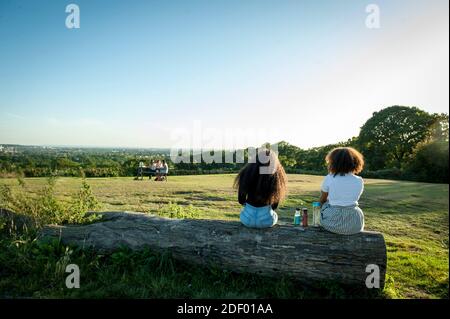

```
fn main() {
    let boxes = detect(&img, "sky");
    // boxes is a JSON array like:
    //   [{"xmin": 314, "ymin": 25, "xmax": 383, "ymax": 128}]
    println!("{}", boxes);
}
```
[{"xmin": 0, "ymin": 0, "xmax": 448, "ymax": 150}]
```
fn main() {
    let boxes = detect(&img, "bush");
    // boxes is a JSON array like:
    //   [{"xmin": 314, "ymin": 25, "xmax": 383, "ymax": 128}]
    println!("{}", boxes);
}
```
[
  {"xmin": 404, "ymin": 140, "xmax": 449, "ymax": 183},
  {"xmin": 83, "ymin": 167, "xmax": 120, "ymax": 177},
  {"xmin": 361, "ymin": 168, "xmax": 404, "ymax": 180},
  {"xmin": 0, "ymin": 177, "xmax": 102, "ymax": 227},
  {"xmin": 156, "ymin": 202, "xmax": 200, "ymax": 219},
  {"xmin": 284, "ymin": 168, "xmax": 327, "ymax": 176}
]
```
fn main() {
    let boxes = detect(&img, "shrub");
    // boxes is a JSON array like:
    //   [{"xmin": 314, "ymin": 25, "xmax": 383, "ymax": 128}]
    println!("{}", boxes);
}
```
[
  {"xmin": 361, "ymin": 168, "xmax": 404, "ymax": 180},
  {"xmin": 65, "ymin": 179, "xmax": 102, "ymax": 224},
  {"xmin": 0, "ymin": 178, "xmax": 102, "ymax": 227},
  {"xmin": 404, "ymin": 140, "xmax": 449, "ymax": 183},
  {"xmin": 156, "ymin": 202, "xmax": 200, "ymax": 219}
]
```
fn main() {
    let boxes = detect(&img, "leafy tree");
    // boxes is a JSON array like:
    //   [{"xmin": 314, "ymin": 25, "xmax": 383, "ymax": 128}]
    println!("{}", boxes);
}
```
[
  {"xmin": 55, "ymin": 157, "xmax": 80, "ymax": 169},
  {"xmin": 405, "ymin": 140, "xmax": 449, "ymax": 183},
  {"xmin": 277, "ymin": 141, "xmax": 300, "ymax": 168},
  {"xmin": 358, "ymin": 106, "xmax": 436, "ymax": 169},
  {"xmin": 430, "ymin": 113, "xmax": 449, "ymax": 142}
]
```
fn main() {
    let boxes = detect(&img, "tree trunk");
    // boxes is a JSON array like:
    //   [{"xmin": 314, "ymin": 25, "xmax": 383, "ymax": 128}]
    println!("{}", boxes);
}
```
[{"xmin": 38, "ymin": 211, "xmax": 387, "ymax": 289}]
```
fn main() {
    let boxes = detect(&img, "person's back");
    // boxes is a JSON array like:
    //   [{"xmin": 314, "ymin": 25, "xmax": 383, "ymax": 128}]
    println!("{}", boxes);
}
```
[
  {"xmin": 322, "ymin": 173, "xmax": 363, "ymax": 207},
  {"xmin": 234, "ymin": 149, "xmax": 287, "ymax": 228},
  {"xmin": 318, "ymin": 147, "xmax": 365, "ymax": 235},
  {"xmin": 161, "ymin": 160, "xmax": 168, "ymax": 174}
]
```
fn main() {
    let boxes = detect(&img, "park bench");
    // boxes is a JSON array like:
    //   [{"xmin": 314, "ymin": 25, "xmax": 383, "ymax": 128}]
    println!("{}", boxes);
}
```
[
  {"xmin": 38, "ymin": 211, "xmax": 387, "ymax": 289},
  {"xmin": 135, "ymin": 167, "xmax": 168, "ymax": 181}
]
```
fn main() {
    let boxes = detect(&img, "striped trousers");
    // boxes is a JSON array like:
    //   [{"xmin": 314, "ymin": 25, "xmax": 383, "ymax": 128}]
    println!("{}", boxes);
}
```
[{"xmin": 320, "ymin": 202, "xmax": 365, "ymax": 235}]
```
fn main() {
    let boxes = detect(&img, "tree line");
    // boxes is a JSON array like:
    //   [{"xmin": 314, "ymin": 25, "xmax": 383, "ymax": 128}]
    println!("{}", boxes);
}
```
[
  {"xmin": 0, "ymin": 106, "xmax": 448, "ymax": 183},
  {"xmin": 277, "ymin": 106, "xmax": 448, "ymax": 183}
]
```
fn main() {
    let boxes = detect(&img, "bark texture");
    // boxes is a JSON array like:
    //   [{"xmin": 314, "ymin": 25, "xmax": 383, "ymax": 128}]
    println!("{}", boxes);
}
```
[{"xmin": 39, "ymin": 212, "xmax": 387, "ymax": 289}]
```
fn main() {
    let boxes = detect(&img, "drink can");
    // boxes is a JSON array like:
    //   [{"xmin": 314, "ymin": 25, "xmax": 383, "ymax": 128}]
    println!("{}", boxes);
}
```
[{"xmin": 302, "ymin": 208, "xmax": 308, "ymax": 227}]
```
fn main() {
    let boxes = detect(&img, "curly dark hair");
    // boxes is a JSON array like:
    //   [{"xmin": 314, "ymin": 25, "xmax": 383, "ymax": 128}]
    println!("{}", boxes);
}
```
[
  {"xmin": 326, "ymin": 147, "xmax": 365, "ymax": 176},
  {"xmin": 233, "ymin": 149, "xmax": 287, "ymax": 209}
]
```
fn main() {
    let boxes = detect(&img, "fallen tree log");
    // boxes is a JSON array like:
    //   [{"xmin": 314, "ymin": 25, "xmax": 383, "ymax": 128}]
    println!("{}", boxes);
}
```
[
  {"xmin": 39, "ymin": 211, "xmax": 387, "ymax": 289},
  {"xmin": 0, "ymin": 208, "xmax": 36, "ymax": 230}
]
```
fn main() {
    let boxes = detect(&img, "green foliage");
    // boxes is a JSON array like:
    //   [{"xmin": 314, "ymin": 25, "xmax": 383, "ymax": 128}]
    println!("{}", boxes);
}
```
[
  {"xmin": 0, "ymin": 216, "xmax": 7, "ymax": 232},
  {"xmin": 277, "ymin": 139, "xmax": 356, "ymax": 173},
  {"xmin": 0, "ymin": 230, "xmax": 323, "ymax": 299},
  {"xmin": 0, "ymin": 174, "xmax": 448, "ymax": 298},
  {"xmin": 358, "ymin": 106, "xmax": 436, "ymax": 169},
  {"xmin": 277, "ymin": 141, "xmax": 300, "ymax": 168},
  {"xmin": 0, "ymin": 177, "xmax": 102, "ymax": 226},
  {"xmin": 156, "ymin": 202, "xmax": 201, "ymax": 219},
  {"xmin": 429, "ymin": 113, "xmax": 449, "ymax": 142},
  {"xmin": 35, "ymin": 177, "xmax": 66, "ymax": 224},
  {"xmin": 404, "ymin": 140, "xmax": 449, "ymax": 183},
  {"xmin": 0, "ymin": 106, "xmax": 448, "ymax": 183},
  {"xmin": 66, "ymin": 179, "xmax": 102, "ymax": 224},
  {"xmin": 361, "ymin": 168, "xmax": 404, "ymax": 180}
]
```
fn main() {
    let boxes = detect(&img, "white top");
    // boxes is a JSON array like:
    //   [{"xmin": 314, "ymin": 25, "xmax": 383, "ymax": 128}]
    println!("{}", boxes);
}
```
[
  {"xmin": 161, "ymin": 163, "xmax": 169, "ymax": 173},
  {"xmin": 321, "ymin": 173, "xmax": 364, "ymax": 206}
]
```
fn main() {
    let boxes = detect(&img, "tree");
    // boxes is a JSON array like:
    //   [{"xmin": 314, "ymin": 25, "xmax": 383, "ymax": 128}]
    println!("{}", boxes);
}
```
[
  {"xmin": 358, "ymin": 106, "xmax": 436, "ymax": 170},
  {"xmin": 405, "ymin": 140, "xmax": 449, "ymax": 183},
  {"xmin": 430, "ymin": 113, "xmax": 449, "ymax": 142},
  {"xmin": 277, "ymin": 141, "xmax": 299, "ymax": 168}
]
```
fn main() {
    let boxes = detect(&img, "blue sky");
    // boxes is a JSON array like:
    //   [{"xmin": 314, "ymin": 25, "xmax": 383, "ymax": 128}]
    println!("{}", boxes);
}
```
[{"xmin": 0, "ymin": 0, "xmax": 448, "ymax": 149}]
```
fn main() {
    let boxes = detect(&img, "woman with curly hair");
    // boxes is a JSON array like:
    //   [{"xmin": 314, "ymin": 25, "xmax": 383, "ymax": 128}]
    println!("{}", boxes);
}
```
[{"xmin": 319, "ymin": 147, "xmax": 366, "ymax": 235}]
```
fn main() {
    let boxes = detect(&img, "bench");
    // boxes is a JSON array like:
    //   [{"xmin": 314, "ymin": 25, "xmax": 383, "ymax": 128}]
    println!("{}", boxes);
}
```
[{"xmin": 135, "ymin": 167, "xmax": 168, "ymax": 181}]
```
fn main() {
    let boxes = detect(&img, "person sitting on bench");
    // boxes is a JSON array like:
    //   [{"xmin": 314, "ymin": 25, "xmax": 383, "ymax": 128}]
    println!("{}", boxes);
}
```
[
  {"xmin": 147, "ymin": 160, "xmax": 157, "ymax": 178},
  {"xmin": 155, "ymin": 160, "xmax": 169, "ymax": 181}
]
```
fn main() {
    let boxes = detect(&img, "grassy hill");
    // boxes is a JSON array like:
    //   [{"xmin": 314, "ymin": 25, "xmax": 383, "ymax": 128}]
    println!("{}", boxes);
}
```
[{"xmin": 0, "ymin": 174, "xmax": 448, "ymax": 298}]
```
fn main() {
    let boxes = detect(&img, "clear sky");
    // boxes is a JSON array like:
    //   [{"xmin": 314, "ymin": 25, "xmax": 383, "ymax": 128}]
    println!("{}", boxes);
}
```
[{"xmin": 0, "ymin": 0, "xmax": 448, "ymax": 149}]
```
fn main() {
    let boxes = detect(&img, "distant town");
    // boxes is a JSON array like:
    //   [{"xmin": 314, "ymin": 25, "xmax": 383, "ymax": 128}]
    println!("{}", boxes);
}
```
[
  {"xmin": 0, "ymin": 145, "xmax": 17, "ymax": 154},
  {"xmin": 0, "ymin": 144, "xmax": 171, "ymax": 155}
]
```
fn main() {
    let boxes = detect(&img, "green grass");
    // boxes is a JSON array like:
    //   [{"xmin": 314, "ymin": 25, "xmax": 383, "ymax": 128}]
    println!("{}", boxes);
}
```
[{"xmin": 0, "ymin": 174, "xmax": 448, "ymax": 299}]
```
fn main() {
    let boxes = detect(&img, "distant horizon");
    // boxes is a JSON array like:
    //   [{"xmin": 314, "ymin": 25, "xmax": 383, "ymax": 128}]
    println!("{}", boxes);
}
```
[
  {"xmin": 0, "ymin": 136, "xmax": 343, "ymax": 151},
  {"xmin": 2, "ymin": 104, "xmax": 447, "ymax": 151},
  {"xmin": 1, "ymin": 0, "xmax": 448, "ymax": 148},
  {"xmin": 0, "ymin": 143, "xmax": 172, "ymax": 150}
]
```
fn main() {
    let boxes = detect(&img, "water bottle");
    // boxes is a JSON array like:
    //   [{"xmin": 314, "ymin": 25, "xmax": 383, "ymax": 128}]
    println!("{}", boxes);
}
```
[
  {"xmin": 293, "ymin": 208, "xmax": 301, "ymax": 226},
  {"xmin": 312, "ymin": 202, "xmax": 321, "ymax": 227}
]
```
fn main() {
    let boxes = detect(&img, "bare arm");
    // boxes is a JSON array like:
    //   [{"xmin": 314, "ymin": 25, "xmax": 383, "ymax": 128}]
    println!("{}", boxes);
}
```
[{"xmin": 319, "ymin": 191, "xmax": 328, "ymax": 205}]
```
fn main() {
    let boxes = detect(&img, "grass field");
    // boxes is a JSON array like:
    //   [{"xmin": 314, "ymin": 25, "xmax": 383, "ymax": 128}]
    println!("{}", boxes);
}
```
[{"xmin": 0, "ymin": 174, "xmax": 448, "ymax": 299}]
